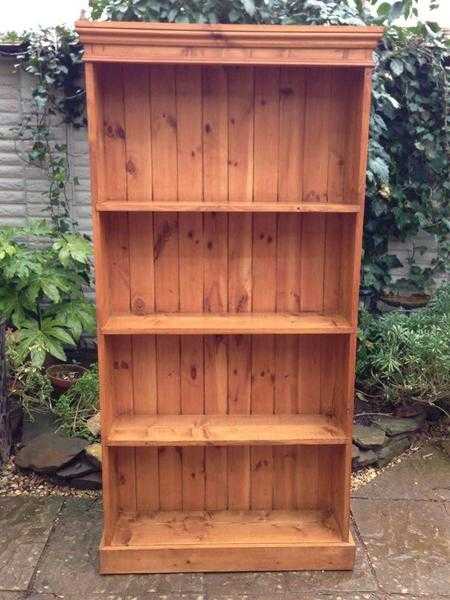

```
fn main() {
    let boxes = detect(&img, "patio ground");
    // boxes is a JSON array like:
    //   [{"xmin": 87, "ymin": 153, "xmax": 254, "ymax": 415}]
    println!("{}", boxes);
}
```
[{"xmin": 0, "ymin": 442, "xmax": 448, "ymax": 600}]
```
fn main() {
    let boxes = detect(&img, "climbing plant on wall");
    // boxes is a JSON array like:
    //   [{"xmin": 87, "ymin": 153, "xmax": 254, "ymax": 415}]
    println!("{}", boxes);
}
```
[
  {"xmin": 9, "ymin": 0, "xmax": 449, "ymax": 298},
  {"xmin": 12, "ymin": 27, "xmax": 85, "ymax": 233},
  {"xmin": 364, "ymin": 23, "xmax": 449, "ymax": 296}
]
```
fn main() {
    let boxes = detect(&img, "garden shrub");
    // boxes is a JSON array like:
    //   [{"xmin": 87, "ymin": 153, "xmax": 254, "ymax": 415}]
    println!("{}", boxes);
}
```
[
  {"xmin": 53, "ymin": 364, "xmax": 99, "ymax": 440},
  {"xmin": 357, "ymin": 283, "xmax": 450, "ymax": 409},
  {"xmin": 5, "ymin": 331, "xmax": 53, "ymax": 417},
  {"xmin": 0, "ymin": 221, "xmax": 95, "ymax": 366}
]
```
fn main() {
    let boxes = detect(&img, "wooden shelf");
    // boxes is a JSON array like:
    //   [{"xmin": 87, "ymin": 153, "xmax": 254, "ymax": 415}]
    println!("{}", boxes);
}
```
[
  {"xmin": 101, "ymin": 509, "xmax": 354, "ymax": 573},
  {"xmin": 97, "ymin": 201, "xmax": 360, "ymax": 213},
  {"xmin": 102, "ymin": 313, "xmax": 353, "ymax": 335},
  {"xmin": 107, "ymin": 414, "xmax": 347, "ymax": 447}
]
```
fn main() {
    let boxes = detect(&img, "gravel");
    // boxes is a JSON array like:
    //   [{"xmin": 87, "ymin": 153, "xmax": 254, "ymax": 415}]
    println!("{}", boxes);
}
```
[{"xmin": 0, "ymin": 458, "xmax": 100, "ymax": 498}]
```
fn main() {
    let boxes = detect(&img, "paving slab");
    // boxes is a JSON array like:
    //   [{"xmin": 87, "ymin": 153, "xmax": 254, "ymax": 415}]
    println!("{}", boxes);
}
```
[
  {"xmin": 284, "ymin": 532, "xmax": 377, "ymax": 594},
  {"xmin": 352, "ymin": 498, "xmax": 450, "ymax": 596},
  {"xmin": 284, "ymin": 594, "xmax": 383, "ymax": 600},
  {"xmin": 204, "ymin": 571, "xmax": 285, "ymax": 598},
  {"xmin": 28, "ymin": 595, "xmax": 204, "ymax": 600},
  {"xmin": 352, "ymin": 443, "xmax": 450, "ymax": 501},
  {"xmin": 387, "ymin": 596, "xmax": 450, "ymax": 599},
  {"xmin": 389, "ymin": 598, "xmax": 450, "ymax": 600},
  {"xmin": 0, "ymin": 497, "xmax": 62, "ymax": 591},
  {"xmin": 0, "ymin": 593, "xmax": 24, "ymax": 600},
  {"xmin": 31, "ymin": 499, "xmax": 204, "ymax": 598}
]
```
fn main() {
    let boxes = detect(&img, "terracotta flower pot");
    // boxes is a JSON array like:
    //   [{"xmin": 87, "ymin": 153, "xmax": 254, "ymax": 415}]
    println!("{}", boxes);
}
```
[
  {"xmin": 381, "ymin": 293, "xmax": 430, "ymax": 309},
  {"xmin": 46, "ymin": 364, "xmax": 87, "ymax": 393}
]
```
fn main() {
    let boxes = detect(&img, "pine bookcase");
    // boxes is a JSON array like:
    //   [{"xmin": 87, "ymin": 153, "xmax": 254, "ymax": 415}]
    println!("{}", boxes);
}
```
[{"xmin": 76, "ymin": 20, "xmax": 383, "ymax": 574}]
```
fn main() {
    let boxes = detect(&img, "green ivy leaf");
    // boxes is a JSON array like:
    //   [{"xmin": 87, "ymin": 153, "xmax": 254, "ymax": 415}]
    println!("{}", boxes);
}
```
[
  {"xmin": 242, "ymin": 0, "xmax": 256, "ymax": 17},
  {"xmin": 390, "ymin": 58, "xmax": 404, "ymax": 76}
]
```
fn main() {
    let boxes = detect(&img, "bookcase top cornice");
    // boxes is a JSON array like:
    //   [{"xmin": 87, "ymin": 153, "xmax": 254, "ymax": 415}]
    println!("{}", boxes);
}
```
[{"xmin": 75, "ymin": 20, "xmax": 383, "ymax": 67}]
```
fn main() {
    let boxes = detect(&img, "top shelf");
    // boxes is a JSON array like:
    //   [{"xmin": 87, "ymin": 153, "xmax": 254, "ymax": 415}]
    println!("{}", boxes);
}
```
[
  {"xmin": 76, "ymin": 21, "xmax": 383, "ymax": 67},
  {"xmin": 97, "ymin": 202, "xmax": 360, "ymax": 214}
]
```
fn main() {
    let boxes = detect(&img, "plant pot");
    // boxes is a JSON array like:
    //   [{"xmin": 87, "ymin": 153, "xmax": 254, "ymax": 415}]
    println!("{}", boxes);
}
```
[
  {"xmin": 380, "ymin": 293, "xmax": 430, "ymax": 310},
  {"xmin": 46, "ymin": 364, "xmax": 87, "ymax": 393}
]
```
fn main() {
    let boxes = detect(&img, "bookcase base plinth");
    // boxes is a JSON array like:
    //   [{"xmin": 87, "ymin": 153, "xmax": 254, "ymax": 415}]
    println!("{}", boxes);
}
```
[
  {"xmin": 100, "ymin": 538, "xmax": 355, "ymax": 574},
  {"xmin": 99, "ymin": 510, "xmax": 355, "ymax": 573}
]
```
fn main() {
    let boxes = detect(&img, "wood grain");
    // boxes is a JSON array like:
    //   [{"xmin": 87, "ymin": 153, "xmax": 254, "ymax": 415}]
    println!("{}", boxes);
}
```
[{"xmin": 82, "ymin": 28, "xmax": 380, "ymax": 569}]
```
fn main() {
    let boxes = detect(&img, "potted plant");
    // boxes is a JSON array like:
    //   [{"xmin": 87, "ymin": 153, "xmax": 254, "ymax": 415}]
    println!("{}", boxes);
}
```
[{"xmin": 46, "ymin": 363, "xmax": 87, "ymax": 392}]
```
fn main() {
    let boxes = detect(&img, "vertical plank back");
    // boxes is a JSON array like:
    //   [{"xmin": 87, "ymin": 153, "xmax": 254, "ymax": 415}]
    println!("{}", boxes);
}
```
[
  {"xmin": 202, "ymin": 66, "xmax": 229, "ymax": 510},
  {"xmin": 227, "ymin": 66, "xmax": 254, "ymax": 509},
  {"xmin": 149, "ymin": 65, "xmax": 182, "ymax": 510},
  {"xmin": 176, "ymin": 66, "xmax": 206, "ymax": 510},
  {"xmin": 250, "ymin": 67, "xmax": 280, "ymax": 510}
]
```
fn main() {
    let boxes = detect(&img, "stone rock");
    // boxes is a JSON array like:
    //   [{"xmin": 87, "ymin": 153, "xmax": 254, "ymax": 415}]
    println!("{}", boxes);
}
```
[
  {"xmin": 376, "ymin": 435, "xmax": 411, "ymax": 467},
  {"xmin": 15, "ymin": 433, "xmax": 88, "ymax": 473},
  {"xmin": 352, "ymin": 444, "xmax": 360, "ymax": 460},
  {"xmin": 353, "ymin": 424, "xmax": 386, "ymax": 450},
  {"xmin": 394, "ymin": 404, "xmax": 425, "ymax": 418},
  {"xmin": 352, "ymin": 446, "xmax": 377, "ymax": 470},
  {"xmin": 69, "ymin": 471, "xmax": 102, "ymax": 490},
  {"xmin": 372, "ymin": 416, "xmax": 421, "ymax": 437},
  {"xmin": 84, "ymin": 443, "xmax": 102, "ymax": 469},
  {"xmin": 21, "ymin": 410, "xmax": 60, "ymax": 444},
  {"xmin": 55, "ymin": 456, "xmax": 98, "ymax": 481},
  {"xmin": 438, "ymin": 438, "xmax": 450, "ymax": 458},
  {"xmin": 7, "ymin": 397, "xmax": 23, "ymax": 441},
  {"xmin": 86, "ymin": 412, "xmax": 101, "ymax": 437}
]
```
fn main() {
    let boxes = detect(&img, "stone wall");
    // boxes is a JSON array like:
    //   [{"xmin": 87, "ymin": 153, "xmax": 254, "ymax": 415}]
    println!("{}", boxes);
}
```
[{"xmin": 0, "ymin": 55, "xmax": 442, "ymax": 284}]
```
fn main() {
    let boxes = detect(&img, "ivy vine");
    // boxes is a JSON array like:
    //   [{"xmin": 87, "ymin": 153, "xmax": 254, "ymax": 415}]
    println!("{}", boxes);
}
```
[
  {"xmin": 364, "ymin": 24, "xmax": 449, "ymax": 296},
  {"xmin": 8, "ymin": 0, "xmax": 449, "ymax": 298},
  {"xmin": 12, "ymin": 27, "xmax": 85, "ymax": 233}
]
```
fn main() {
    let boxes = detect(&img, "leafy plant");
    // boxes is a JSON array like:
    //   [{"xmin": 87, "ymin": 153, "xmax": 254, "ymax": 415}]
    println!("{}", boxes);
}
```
[
  {"xmin": 357, "ymin": 283, "xmax": 450, "ymax": 410},
  {"xmin": 363, "ymin": 22, "xmax": 449, "ymax": 297},
  {"xmin": 5, "ymin": 331, "xmax": 53, "ymax": 417},
  {"xmin": 0, "ymin": 221, "xmax": 95, "ymax": 366},
  {"xmin": 53, "ymin": 364, "xmax": 99, "ymax": 439}
]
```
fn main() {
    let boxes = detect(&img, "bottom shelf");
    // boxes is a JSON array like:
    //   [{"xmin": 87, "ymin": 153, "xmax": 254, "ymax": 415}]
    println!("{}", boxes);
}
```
[{"xmin": 101, "ymin": 509, "xmax": 355, "ymax": 573}]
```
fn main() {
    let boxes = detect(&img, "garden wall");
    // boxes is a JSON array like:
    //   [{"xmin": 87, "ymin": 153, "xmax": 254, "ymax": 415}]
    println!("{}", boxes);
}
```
[{"xmin": 0, "ymin": 55, "xmax": 441, "ymax": 282}]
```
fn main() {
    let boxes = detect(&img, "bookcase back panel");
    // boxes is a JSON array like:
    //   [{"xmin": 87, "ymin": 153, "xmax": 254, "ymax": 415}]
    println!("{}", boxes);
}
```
[
  {"xmin": 98, "ymin": 64, "xmax": 364, "ymax": 206},
  {"xmin": 102, "ymin": 212, "xmax": 355, "ymax": 317},
  {"xmin": 109, "ymin": 444, "xmax": 345, "ymax": 513}
]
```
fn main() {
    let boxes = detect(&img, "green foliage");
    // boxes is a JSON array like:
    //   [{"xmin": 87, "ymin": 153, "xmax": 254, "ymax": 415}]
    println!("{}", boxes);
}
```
[
  {"xmin": 53, "ymin": 364, "xmax": 99, "ymax": 440},
  {"xmin": 16, "ymin": 26, "xmax": 85, "ymax": 126},
  {"xmin": 357, "ymin": 283, "xmax": 450, "ymax": 408},
  {"xmin": 363, "ymin": 23, "xmax": 449, "ymax": 296},
  {"xmin": 11, "ymin": 0, "xmax": 448, "ymax": 300},
  {"xmin": 0, "ymin": 31, "xmax": 24, "ymax": 44},
  {"xmin": 0, "ymin": 221, "xmax": 95, "ymax": 367},
  {"xmin": 90, "ymin": 0, "xmax": 283, "ymax": 24},
  {"xmin": 88, "ymin": 0, "xmax": 424, "ymax": 25},
  {"xmin": 12, "ymin": 27, "xmax": 85, "ymax": 233},
  {"xmin": 5, "ymin": 331, "xmax": 53, "ymax": 417}
]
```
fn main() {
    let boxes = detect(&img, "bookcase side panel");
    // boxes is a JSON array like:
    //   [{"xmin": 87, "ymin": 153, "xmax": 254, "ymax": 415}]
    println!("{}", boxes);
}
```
[{"xmin": 84, "ymin": 62, "xmax": 118, "ymax": 543}]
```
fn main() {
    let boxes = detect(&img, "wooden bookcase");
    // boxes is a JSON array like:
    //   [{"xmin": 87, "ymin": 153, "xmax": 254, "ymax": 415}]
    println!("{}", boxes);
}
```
[{"xmin": 76, "ymin": 21, "xmax": 383, "ymax": 574}]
